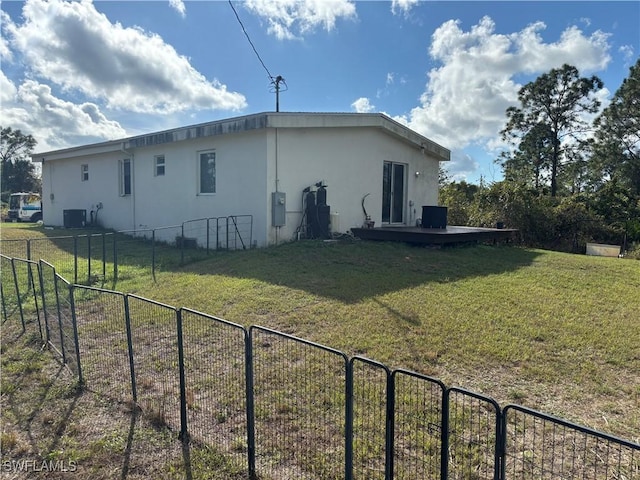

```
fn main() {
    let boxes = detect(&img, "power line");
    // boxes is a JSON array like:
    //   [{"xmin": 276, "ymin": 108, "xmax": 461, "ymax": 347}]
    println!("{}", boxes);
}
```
[
  {"xmin": 227, "ymin": 1, "xmax": 288, "ymax": 111},
  {"xmin": 228, "ymin": 0, "xmax": 274, "ymax": 81}
]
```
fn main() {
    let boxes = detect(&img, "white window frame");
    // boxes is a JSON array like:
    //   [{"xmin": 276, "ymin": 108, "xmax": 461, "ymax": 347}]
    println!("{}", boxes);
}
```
[
  {"xmin": 198, "ymin": 150, "xmax": 216, "ymax": 194},
  {"xmin": 81, "ymin": 164, "xmax": 89, "ymax": 181},
  {"xmin": 119, "ymin": 158, "xmax": 132, "ymax": 196},
  {"xmin": 154, "ymin": 155, "xmax": 165, "ymax": 177}
]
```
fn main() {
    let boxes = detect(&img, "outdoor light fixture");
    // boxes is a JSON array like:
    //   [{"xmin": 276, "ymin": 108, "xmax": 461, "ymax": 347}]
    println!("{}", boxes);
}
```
[{"xmin": 415, "ymin": 171, "xmax": 421, "ymax": 177}]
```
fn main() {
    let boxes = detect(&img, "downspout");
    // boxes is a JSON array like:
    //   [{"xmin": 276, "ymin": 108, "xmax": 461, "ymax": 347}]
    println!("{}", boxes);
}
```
[
  {"xmin": 274, "ymin": 127, "xmax": 279, "ymax": 244},
  {"xmin": 275, "ymin": 127, "xmax": 279, "ymax": 192},
  {"xmin": 121, "ymin": 143, "xmax": 135, "ymax": 230}
]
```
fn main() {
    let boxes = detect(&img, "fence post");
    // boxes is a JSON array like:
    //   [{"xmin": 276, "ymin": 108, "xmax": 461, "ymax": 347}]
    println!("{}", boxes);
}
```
[
  {"xmin": 498, "ymin": 410, "xmax": 506, "ymax": 480},
  {"xmin": 102, "ymin": 233, "xmax": 106, "ymax": 280},
  {"xmin": 27, "ymin": 262, "xmax": 44, "ymax": 342},
  {"xmin": 385, "ymin": 372, "xmax": 395, "ymax": 480},
  {"xmin": 0, "ymin": 283, "xmax": 7, "ymax": 324},
  {"xmin": 113, "ymin": 234, "xmax": 118, "ymax": 282},
  {"xmin": 53, "ymin": 273, "xmax": 67, "ymax": 364},
  {"xmin": 244, "ymin": 329, "xmax": 256, "ymax": 479},
  {"xmin": 68, "ymin": 285, "xmax": 83, "ymax": 385},
  {"xmin": 441, "ymin": 389, "xmax": 450, "ymax": 480},
  {"xmin": 345, "ymin": 359, "xmax": 354, "ymax": 480},
  {"xmin": 226, "ymin": 217, "xmax": 230, "ymax": 250},
  {"xmin": 10, "ymin": 259, "xmax": 26, "ymax": 333},
  {"xmin": 38, "ymin": 261, "xmax": 52, "ymax": 345},
  {"xmin": 216, "ymin": 218, "xmax": 221, "ymax": 250},
  {"xmin": 152, "ymin": 230, "xmax": 156, "ymax": 281},
  {"xmin": 27, "ymin": 239, "xmax": 31, "ymax": 261},
  {"xmin": 87, "ymin": 234, "xmax": 92, "ymax": 284},
  {"xmin": 180, "ymin": 224, "xmax": 185, "ymax": 265},
  {"xmin": 123, "ymin": 295, "xmax": 137, "ymax": 403},
  {"xmin": 176, "ymin": 309, "xmax": 189, "ymax": 442},
  {"xmin": 206, "ymin": 218, "xmax": 211, "ymax": 254},
  {"xmin": 73, "ymin": 236, "xmax": 78, "ymax": 284}
]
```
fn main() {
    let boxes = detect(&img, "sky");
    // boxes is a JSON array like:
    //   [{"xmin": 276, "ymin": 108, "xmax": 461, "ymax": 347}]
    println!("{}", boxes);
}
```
[{"xmin": 1, "ymin": 0, "xmax": 638, "ymax": 183}]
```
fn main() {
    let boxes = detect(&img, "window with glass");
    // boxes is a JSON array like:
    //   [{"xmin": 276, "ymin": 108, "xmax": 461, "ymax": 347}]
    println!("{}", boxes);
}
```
[
  {"xmin": 81, "ymin": 164, "xmax": 89, "ymax": 181},
  {"xmin": 199, "ymin": 151, "xmax": 216, "ymax": 194},
  {"xmin": 154, "ymin": 155, "xmax": 165, "ymax": 176},
  {"xmin": 119, "ymin": 158, "xmax": 131, "ymax": 196}
]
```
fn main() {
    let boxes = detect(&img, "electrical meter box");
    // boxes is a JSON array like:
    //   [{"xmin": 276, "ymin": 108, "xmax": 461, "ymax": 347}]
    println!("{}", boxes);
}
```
[{"xmin": 272, "ymin": 191, "xmax": 286, "ymax": 226}]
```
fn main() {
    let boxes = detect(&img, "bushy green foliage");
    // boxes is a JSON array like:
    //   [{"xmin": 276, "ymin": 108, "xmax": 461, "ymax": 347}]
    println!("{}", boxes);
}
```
[
  {"xmin": 441, "ymin": 180, "xmax": 634, "ymax": 253},
  {"xmin": 1, "ymin": 127, "xmax": 40, "ymax": 200},
  {"xmin": 440, "ymin": 61, "xmax": 639, "ymax": 256}
]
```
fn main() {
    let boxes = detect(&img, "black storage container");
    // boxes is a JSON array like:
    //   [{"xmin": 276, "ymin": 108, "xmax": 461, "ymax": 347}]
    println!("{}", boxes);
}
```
[
  {"xmin": 421, "ymin": 206, "xmax": 447, "ymax": 229},
  {"xmin": 63, "ymin": 209, "xmax": 86, "ymax": 228}
]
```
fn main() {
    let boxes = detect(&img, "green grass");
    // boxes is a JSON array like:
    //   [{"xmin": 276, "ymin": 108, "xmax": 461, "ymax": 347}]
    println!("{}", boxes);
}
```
[
  {"xmin": 2, "ymin": 222, "xmax": 639, "ymax": 477},
  {"xmin": 139, "ymin": 240, "xmax": 639, "ymax": 423}
]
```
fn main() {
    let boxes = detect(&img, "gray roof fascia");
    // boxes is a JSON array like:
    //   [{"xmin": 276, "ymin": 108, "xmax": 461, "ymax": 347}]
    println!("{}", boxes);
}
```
[
  {"xmin": 33, "ymin": 112, "xmax": 450, "ymax": 163},
  {"xmin": 32, "ymin": 140, "xmax": 124, "ymax": 163}
]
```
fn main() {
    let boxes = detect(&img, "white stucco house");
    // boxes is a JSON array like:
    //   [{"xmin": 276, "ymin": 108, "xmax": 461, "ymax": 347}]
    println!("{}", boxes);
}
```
[{"xmin": 33, "ymin": 112, "xmax": 450, "ymax": 247}]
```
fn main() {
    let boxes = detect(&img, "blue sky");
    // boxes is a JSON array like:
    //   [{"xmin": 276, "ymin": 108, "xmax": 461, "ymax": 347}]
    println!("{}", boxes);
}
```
[{"xmin": 1, "ymin": 0, "xmax": 638, "ymax": 183}]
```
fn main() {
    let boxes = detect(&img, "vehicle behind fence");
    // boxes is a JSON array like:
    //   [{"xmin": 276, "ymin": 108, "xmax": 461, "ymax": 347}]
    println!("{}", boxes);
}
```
[
  {"xmin": 1, "ymin": 253, "xmax": 638, "ymax": 479},
  {"xmin": 1, "ymin": 215, "xmax": 253, "ymax": 284}
]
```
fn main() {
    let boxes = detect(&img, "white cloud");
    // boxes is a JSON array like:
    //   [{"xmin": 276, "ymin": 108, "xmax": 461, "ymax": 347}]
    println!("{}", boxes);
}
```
[
  {"xmin": 244, "ymin": 0, "xmax": 357, "ymax": 40},
  {"xmin": 444, "ymin": 150, "xmax": 480, "ymax": 181},
  {"xmin": 351, "ymin": 97, "xmax": 375, "ymax": 113},
  {"xmin": 0, "ymin": 12, "xmax": 13, "ymax": 61},
  {"xmin": 386, "ymin": 72, "xmax": 394, "ymax": 85},
  {"xmin": 169, "ymin": 0, "xmax": 186, "ymax": 18},
  {"xmin": 0, "ymin": 76, "xmax": 127, "ymax": 152},
  {"xmin": 0, "ymin": 71, "xmax": 18, "ymax": 105},
  {"xmin": 399, "ymin": 16, "xmax": 612, "ymax": 152},
  {"xmin": 619, "ymin": 45, "xmax": 635, "ymax": 64},
  {"xmin": 6, "ymin": 0, "xmax": 246, "ymax": 114},
  {"xmin": 391, "ymin": 0, "xmax": 419, "ymax": 16}
]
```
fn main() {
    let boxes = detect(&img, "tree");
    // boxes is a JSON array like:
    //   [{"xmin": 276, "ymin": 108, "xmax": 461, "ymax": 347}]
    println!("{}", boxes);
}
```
[
  {"xmin": 438, "ymin": 164, "xmax": 450, "ymax": 188},
  {"xmin": 1, "ymin": 127, "xmax": 40, "ymax": 198},
  {"xmin": 501, "ymin": 64, "xmax": 604, "ymax": 196},
  {"xmin": 592, "ymin": 58, "xmax": 640, "ymax": 197},
  {"xmin": 439, "ymin": 180, "xmax": 479, "ymax": 225},
  {"xmin": 589, "ymin": 59, "xmax": 640, "ymax": 244},
  {"xmin": 501, "ymin": 122, "xmax": 554, "ymax": 191}
]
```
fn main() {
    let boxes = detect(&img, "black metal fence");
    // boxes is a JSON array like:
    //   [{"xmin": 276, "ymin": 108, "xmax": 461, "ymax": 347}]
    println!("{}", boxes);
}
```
[
  {"xmin": 1, "ymin": 215, "xmax": 253, "ymax": 284},
  {"xmin": 1, "ymin": 256, "xmax": 638, "ymax": 480}
]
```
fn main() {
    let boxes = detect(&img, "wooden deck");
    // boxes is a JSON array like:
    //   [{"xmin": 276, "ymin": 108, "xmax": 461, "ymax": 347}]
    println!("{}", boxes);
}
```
[{"xmin": 351, "ymin": 225, "xmax": 518, "ymax": 246}]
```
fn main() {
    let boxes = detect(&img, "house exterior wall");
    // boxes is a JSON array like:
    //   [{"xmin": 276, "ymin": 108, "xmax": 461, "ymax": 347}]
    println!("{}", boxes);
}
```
[
  {"xmin": 42, "ymin": 152, "xmax": 122, "ymax": 228},
  {"xmin": 38, "ymin": 113, "xmax": 446, "ymax": 248},
  {"xmin": 42, "ymin": 130, "xmax": 270, "ymax": 246},
  {"xmin": 128, "ymin": 130, "xmax": 268, "ymax": 246},
  {"xmin": 265, "ymin": 126, "xmax": 440, "ymax": 245}
]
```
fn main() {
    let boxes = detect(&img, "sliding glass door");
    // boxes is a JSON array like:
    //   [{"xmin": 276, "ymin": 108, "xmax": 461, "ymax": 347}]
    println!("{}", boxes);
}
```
[{"xmin": 382, "ymin": 161, "xmax": 405, "ymax": 224}]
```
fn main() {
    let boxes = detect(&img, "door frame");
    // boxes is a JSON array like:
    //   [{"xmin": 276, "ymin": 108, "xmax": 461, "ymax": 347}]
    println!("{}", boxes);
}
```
[{"xmin": 382, "ymin": 161, "xmax": 407, "ymax": 225}]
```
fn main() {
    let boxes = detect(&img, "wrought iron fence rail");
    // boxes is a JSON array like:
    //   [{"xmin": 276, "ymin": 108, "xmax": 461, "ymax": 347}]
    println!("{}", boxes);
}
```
[
  {"xmin": 2, "ymin": 256, "xmax": 638, "ymax": 480},
  {"xmin": 1, "ymin": 215, "xmax": 253, "ymax": 284}
]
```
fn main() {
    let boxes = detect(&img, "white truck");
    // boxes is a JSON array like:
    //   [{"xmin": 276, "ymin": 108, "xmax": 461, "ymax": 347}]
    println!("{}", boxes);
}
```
[{"xmin": 7, "ymin": 192, "xmax": 42, "ymax": 222}]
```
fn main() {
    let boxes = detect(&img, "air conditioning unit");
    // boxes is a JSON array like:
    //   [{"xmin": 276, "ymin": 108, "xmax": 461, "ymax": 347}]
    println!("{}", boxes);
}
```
[
  {"xmin": 421, "ymin": 206, "xmax": 447, "ymax": 229},
  {"xmin": 63, "ymin": 209, "xmax": 86, "ymax": 228}
]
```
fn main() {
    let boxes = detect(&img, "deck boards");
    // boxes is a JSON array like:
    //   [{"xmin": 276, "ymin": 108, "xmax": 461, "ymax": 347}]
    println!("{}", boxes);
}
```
[{"xmin": 351, "ymin": 225, "xmax": 517, "ymax": 245}]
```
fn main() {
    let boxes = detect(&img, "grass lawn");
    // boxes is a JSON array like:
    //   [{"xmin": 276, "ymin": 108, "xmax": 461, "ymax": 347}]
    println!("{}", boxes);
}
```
[{"xmin": 1, "ymin": 222, "xmax": 639, "ymax": 475}]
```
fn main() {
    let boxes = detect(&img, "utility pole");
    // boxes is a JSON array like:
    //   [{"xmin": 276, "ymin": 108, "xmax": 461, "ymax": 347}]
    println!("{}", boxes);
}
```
[{"xmin": 273, "ymin": 75, "xmax": 285, "ymax": 112}]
